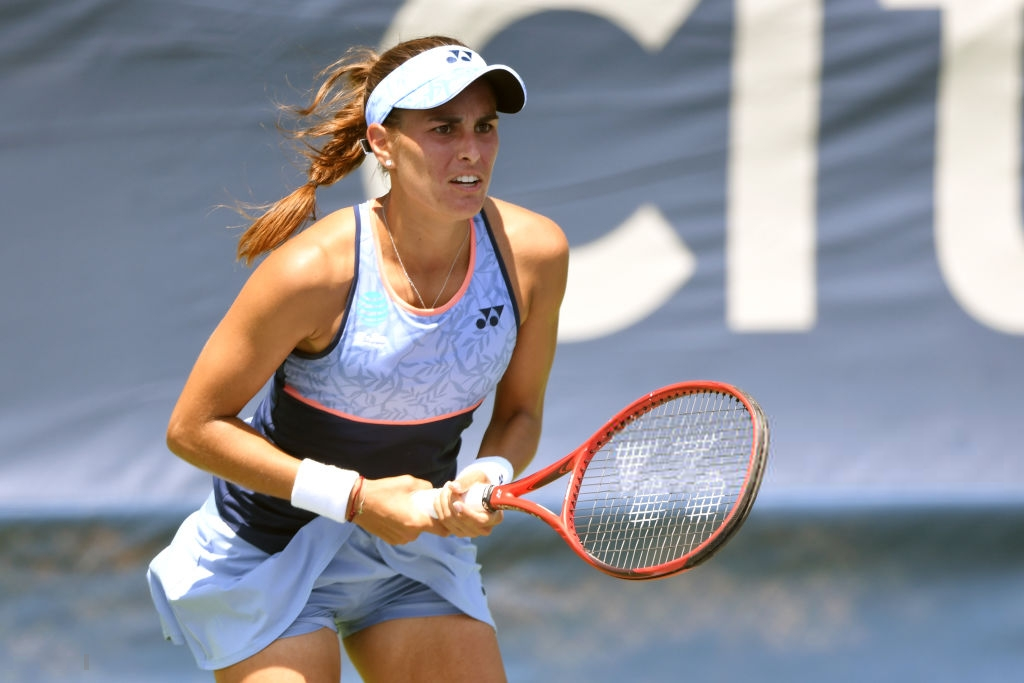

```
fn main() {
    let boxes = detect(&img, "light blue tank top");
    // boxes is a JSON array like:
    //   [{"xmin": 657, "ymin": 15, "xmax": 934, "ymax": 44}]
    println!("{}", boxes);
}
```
[{"xmin": 281, "ymin": 201, "xmax": 519, "ymax": 424}]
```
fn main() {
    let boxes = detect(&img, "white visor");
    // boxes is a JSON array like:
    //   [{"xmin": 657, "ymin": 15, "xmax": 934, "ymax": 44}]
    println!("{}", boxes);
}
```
[{"xmin": 365, "ymin": 45, "xmax": 526, "ymax": 126}]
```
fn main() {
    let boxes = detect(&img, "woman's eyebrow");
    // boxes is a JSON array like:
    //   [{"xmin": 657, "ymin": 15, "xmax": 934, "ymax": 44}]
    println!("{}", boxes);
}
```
[{"xmin": 426, "ymin": 112, "xmax": 499, "ymax": 124}]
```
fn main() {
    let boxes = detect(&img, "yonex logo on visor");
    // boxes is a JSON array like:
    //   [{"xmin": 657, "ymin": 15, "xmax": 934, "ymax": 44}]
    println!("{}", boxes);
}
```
[{"xmin": 365, "ymin": 45, "xmax": 526, "ymax": 127}]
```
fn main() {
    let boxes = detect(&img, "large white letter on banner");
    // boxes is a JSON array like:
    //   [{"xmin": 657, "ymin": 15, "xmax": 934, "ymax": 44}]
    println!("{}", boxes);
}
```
[
  {"xmin": 728, "ymin": 0, "xmax": 822, "ymax": 332},
  {"xmin": 883, "ymin": 0, "xmax": 1024, "ymax": 334}
]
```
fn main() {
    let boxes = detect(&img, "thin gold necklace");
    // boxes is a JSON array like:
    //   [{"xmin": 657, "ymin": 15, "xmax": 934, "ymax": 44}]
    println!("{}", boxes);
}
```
[{"xmin": 380, "ymin": 205, "xmax": 471, "ymax": 309}]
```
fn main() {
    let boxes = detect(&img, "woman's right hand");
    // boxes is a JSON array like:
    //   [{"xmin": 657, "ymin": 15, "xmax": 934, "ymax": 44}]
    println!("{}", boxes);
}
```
[{"xmin": 352, "ymin": 475, "xmax": 448, "ymax": 544}]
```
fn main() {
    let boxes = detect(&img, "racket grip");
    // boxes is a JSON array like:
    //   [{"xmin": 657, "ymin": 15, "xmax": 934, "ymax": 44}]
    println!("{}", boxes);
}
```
[{"xmin": 412, "ymin": 483, "xmax": 491, "ymax": 519}]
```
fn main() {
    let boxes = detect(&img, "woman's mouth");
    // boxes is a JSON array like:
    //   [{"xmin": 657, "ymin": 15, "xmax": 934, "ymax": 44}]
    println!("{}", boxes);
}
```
[{"xmin": 452, "ymin": 175, "xmax": 482, "ymax": 187}]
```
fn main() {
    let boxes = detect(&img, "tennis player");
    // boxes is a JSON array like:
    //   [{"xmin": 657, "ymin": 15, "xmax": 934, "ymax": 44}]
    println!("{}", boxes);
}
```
[{"xmin": 147, "ymin": 35, "xmax": 568, "ymax": 682}]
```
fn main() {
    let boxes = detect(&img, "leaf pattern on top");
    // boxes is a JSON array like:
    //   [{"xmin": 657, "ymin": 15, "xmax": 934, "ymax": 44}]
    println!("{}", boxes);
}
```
[{"xmin": 282, "ymin": 204, "xmax": 518, "ymax": 423}]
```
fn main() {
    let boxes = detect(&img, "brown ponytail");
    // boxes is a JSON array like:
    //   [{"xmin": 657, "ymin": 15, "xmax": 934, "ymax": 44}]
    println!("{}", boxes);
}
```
[{"xmin": 234, "ymin": 36, "xmax": 466, "ymax": 264}]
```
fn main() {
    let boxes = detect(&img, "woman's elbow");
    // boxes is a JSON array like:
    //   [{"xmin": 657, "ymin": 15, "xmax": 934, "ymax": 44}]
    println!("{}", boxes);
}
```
[{"xmin": 165, "ymin": 411, "xmax": 201, "ymax": 464}]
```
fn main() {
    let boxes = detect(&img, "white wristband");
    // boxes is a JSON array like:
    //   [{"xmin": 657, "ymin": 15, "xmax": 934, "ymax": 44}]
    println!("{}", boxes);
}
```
[
  {"xmin": 290, "ymin": 459, "xmax": 359, "ymax": 524},
  {"xmin": 457, "ymin": 456, "xmax": 514, "ymax": 486}
]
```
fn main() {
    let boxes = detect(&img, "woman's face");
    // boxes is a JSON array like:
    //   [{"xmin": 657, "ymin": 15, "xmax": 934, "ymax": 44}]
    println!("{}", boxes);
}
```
[{"xmin": 388, "ymin": 79, "xmax": 501, "ymax": 222}]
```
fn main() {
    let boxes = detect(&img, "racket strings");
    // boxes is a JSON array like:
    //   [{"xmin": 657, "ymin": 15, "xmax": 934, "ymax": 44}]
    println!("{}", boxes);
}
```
[{"xmin": 570, "ymin": 390, "xmax": 755, "ymax": 572}]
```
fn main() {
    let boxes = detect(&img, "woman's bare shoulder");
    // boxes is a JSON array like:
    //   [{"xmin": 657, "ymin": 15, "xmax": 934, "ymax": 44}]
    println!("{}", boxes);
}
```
[
  {"xmin": 484, "ymin": 197, "xmax": 568, "ymax": 260},
  {"xmin": 256, "ymin": 205, "xmax": 359, "ymax": 290}
]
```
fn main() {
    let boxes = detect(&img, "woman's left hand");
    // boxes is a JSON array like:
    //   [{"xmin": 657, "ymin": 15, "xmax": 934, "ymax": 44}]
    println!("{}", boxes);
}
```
[{"xmin": 429, "ymin": 477, "xmax": 503, "ymax": 538}]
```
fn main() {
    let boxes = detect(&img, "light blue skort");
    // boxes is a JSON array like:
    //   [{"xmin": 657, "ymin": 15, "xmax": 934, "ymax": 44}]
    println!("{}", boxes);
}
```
[{"xmin": 147, "ymin": 494, "xmax": 494, "ymax": 670}]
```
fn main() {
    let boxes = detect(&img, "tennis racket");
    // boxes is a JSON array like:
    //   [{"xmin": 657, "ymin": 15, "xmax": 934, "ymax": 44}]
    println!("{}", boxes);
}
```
[{"xmin": 414, "ymin": 381, "xmax": 769, "ymax": 580}]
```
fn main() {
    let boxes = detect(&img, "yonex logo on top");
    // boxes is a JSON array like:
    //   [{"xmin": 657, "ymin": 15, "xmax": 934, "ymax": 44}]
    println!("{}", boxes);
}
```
[
  {"xmin": 476, "ymin": 305, "xmax": 504, "ymax": 329},
  {"xmin": 447, "ymin": 49, "xmax": 474, "ymax": 64}
]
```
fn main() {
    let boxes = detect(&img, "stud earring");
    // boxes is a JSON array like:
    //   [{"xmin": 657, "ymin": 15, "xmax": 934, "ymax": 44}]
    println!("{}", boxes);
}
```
[{"xmin": 384, "ymin": 159, "xmax": 393, "ymax": 168}]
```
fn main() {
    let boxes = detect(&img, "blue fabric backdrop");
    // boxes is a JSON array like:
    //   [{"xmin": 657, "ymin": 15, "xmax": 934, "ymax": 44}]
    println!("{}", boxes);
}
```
[{"xmin": 2, "ymin": 0, "xmax": 1022, "ymax": 512}]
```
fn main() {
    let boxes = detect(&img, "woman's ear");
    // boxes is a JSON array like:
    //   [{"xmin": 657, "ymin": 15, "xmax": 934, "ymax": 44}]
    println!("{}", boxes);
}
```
[{"xmin": 365, "ymin": 123, "xmax": 393, "ymax": 168}]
